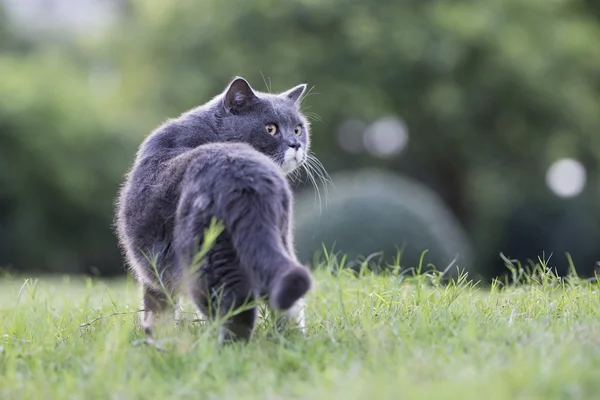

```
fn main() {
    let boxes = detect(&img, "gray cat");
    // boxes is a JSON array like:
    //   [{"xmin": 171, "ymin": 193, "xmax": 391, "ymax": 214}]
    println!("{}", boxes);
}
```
[{"xmin": 115, "ymin": 77, "xmax": 313, "ymax": 343}]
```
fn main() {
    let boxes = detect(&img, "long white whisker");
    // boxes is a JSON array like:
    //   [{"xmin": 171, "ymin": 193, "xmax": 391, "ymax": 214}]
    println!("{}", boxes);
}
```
[
  {"xmin": 302, "ymin": 161, "xmax": 322, "ymax": 212},
  {"xmin": 305, "ymin": 154, "xmax": 333, "ymax": 207},
  {"xmin": 306, "ymin": 154, "xmax": 332, "ymax": 187},
  {"xmin": 289, "ymin": 168, "xmax": 303, "ymax": 185},
  {"xmin": 306, "ymin": 162, "xmax": 328, "ymax": 207},
  {"xmin": 307, "ymin": 158, "xmax": 332, "ymax": 188},
  {"xmin": 303, "ymin": 85, "xmax": 318, "ymax": 100},
  {"xmin": 302, "ymin": 110, "xmax": 322, "ymax": 122},
  {"xmin": 308, "ymin": 152, "xmax": 332, "ymax": 181},
  {"xmin": 260, "ymin": 71, "xmax": 270, "ymax": 93},
  {"xmin": 306, "ymin": 159, "xmax": 328, "ymax": 211}
]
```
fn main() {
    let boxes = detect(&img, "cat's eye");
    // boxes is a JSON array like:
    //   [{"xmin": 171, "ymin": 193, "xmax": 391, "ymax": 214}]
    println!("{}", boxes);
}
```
[
  {"xmin": 265, "ymin": 123, "xmax": 278, "ymax": 135},
  {"xmin": 294, "ymin": 125, "xmax": 302, "ymax": 136}
]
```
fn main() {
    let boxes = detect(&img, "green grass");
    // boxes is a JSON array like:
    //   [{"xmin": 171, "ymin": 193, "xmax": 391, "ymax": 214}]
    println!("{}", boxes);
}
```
[{"xmin": 1, "ymin": 265, "xmax": 600, "ymax": 400}]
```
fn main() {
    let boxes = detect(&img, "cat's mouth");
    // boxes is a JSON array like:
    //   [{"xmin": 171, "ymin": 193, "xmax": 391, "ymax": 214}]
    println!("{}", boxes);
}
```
[{"xmin": 281, "ymin": 147, "xmax": 305, "ymax": 174}]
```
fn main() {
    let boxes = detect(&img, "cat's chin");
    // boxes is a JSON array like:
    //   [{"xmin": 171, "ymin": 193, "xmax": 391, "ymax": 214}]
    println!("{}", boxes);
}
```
[
  {"xmin": 280, "ymin": 160, "xmax": 301, "ymax": 175},
  {"xmin": 280, "ymin": 147, "xmax": 305, "ymax": 175}
]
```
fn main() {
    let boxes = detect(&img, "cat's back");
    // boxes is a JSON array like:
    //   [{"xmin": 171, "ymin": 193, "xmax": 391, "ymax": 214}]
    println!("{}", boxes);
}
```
[
  {"xmin": 136, "ymin": 108, "xmax": 216, "ymax": 166},
  {"xmin": 181, "ymin": 142, "xmax": 278, "ymax": 167},
  {"xmin": 177, "ymin": 142, "xmax": 289, "ymax": 191}
]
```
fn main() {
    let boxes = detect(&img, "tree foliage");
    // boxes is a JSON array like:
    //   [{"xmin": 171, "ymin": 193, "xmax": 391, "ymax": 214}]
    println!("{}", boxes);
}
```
[
  {"xmin": 2, "ymin": 0, "xmax": 600, "ymax": 275},
  {"xmin": 0, "ymin": 52, "xmax": 135, "ymax": 273}
]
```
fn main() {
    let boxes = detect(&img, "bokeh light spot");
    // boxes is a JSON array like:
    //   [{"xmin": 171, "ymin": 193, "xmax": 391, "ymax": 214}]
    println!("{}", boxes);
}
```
[
  {"xmin": 337, "ymin": 119, "xmax": 367, "ymax": 154},
  {"xmin": 546, "ymin": 158, "xmax": 586, "ymax": 198},
  {"xmin": 363, "ymin": 116, "xmax": 408, "ymax": 158}
]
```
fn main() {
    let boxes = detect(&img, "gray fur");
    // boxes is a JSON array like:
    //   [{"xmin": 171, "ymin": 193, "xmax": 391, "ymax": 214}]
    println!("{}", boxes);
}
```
[{"xmin": 115, "ymin": 77, "xmax": 312, "ymax": 343}]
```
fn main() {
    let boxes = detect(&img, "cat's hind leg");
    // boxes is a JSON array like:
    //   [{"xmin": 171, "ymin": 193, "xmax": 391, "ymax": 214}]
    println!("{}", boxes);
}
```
[
  {"xmin": 192, "ymin": 285, "xmax": 257, "ymax": 344},
  {"xmin": 140, "ymin": 285, "xmax": 175, "ymax": 338},
  {"xmin": 274, "ymin": 298, "xmax": 306, "ymax": 334},
  {"xmin": 218, "ymin": 304, "xmax": 257, "ymax": 344},
  {"xmin": 278, "ymin": 224, "xmax": 307, "ymax": 334},
  {"xmin": 188, "ymin": 262, "xmax": 257, "ymax": 344}
]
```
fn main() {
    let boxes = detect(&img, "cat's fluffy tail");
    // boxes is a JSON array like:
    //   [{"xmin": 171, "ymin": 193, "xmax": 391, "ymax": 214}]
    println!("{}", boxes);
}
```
[
  {"xmin": 268, "ymin": 265, "xmax": 312, "ymax": 310},
  {"xmin": 230, "ymin": 222, "xmax": 312, "ymax": 311},
  {"xmin": 225, "ymin": 198, "xmax": 312, "ymax": 311}
]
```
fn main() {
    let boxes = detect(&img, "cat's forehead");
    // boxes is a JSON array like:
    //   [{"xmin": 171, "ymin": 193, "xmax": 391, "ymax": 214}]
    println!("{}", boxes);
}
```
[{"xmin": 255, "ymin": 93, "xmax": 302, "ymax": 120}]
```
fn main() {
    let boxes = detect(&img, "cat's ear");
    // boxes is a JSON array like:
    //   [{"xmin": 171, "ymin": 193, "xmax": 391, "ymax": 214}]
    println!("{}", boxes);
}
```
[
  {"xmin": 223, "ymin": 77, "xmax": 257, "ymax": 113},
  {"xmin": 281, "ymin": 83, "xmax": 307, "ymax": 104}
]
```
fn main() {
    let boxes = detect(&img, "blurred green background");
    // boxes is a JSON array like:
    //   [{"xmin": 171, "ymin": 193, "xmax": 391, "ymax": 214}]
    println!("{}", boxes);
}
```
[{"xmin": 1, "ymin": 0, "xmax": 600, "ymax": 279}]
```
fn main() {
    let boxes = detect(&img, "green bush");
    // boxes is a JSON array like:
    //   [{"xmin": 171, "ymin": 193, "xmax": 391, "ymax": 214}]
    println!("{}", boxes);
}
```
[
  {"xmin": 490, "ymin": 194, "xmax": 600, "ymax": 279},
  {"xmin": 2, "ymin": 0, "xmax": 600, "ymax": 275},
  {"xmin": 110, "ymin": 0, "xmax": 600, "ymax": 272},
  {"xmin": 0, "ymin": 54, "xmax": 136, "ymax": 274},
  {"xmin": 293, "ymin": 169, "xmax": 473, "ymax": 276}
]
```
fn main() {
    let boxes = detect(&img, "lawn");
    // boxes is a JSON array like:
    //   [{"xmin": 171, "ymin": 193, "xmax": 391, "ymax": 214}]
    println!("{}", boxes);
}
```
[{"xmin": 1, "ymin": 264, "xmax": 599, "ymax": 400}]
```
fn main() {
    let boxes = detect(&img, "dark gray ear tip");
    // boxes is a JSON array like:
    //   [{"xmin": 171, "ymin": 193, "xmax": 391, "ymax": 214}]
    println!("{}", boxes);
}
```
[
  {"xmin": 229, "ymin": 76, "xmax": 251, "ymax": 87},
  {"xmin": 283, "ymin": 83, "xmax": 308, "ymax": 102},
  {"xmin": 224, "ymin": 76, "xmax": 257, "ymax": 111},
  {"xmin": 298, "ymin": 84, "xmax": 308, "ymax": 98},
  {"xmin": 225, "ymin": 77, "xmax": 257, "ymax": 95}
]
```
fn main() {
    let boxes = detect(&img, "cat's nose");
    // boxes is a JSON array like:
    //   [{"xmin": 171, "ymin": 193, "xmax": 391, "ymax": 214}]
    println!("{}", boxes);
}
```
[{"xmin": 287, "ymin": 140, "xmax": 301, "ymax": 150}]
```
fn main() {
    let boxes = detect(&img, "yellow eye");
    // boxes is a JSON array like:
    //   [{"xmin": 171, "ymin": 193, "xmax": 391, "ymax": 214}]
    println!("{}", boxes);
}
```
[
  {"xmin": 294, "ymin": 125, "xmax": 302, "ymax": 136},
  {"xmin": 265, "ymin": 123, "xmax": 278, "ymax": 135}
]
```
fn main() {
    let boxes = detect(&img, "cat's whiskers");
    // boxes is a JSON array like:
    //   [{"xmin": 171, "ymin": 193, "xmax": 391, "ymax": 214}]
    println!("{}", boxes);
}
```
[
  {"xmin": 287, "ymin": 166, "xmax": 303, "ymax": 184},
  {"xmin": 296, "ymin": 151, "xmax": 332, "ymax": 213},
  {"xmin": 302, "ymin": 110, "xmax": 322, "ymax": 122},
  {"xmin": 302, "ymin": 161, "xmax": 322, "ymax": 212},
  {"xmin": 307, "ymin": 154, "xmax": 333, "ymax": 209},
  {"xmin": 300, "ymin": 85, "xmax": 318, "ymax": 103},
  {"xmin": 259, "ymin": 70, "xmax": 272, "ymax": 93},
  {"xmin": 307, "ymin": 152, "xmax": 333, "ymax": 187},
  {"xmin": 306, "ymin": 154, "xmax": 332, "ymax": 186}
]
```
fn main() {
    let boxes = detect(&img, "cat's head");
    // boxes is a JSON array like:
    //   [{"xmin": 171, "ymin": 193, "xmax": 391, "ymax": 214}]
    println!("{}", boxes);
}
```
[{"xmin": 216, "ymin": 77, "xmax": 310, "ymax": 174}]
